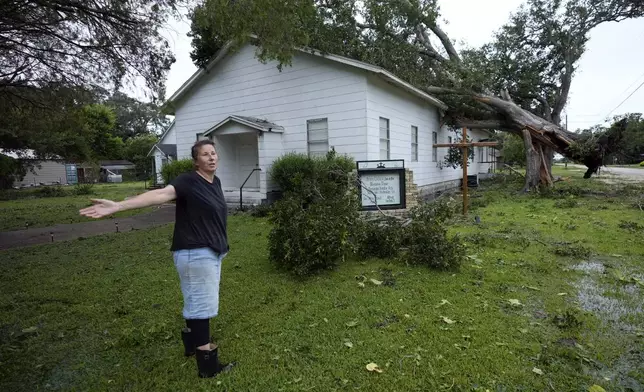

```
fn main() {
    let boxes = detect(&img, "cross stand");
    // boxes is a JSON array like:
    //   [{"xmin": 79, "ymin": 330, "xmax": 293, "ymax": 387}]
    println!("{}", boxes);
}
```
[{"xmin": 433, "ymin": 127, "xmax": 499, "ymax": 215}]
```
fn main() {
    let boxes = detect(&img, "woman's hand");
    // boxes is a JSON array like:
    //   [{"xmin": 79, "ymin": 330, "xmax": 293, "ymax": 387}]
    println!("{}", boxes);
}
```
[{"xmin": 79, "ymin": 199, "xmax": 122, "ymax": 219}]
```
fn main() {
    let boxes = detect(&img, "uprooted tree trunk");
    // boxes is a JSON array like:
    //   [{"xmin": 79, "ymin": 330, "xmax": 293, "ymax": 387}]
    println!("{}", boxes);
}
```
[{"xmin": 522, "ymin": 129, "xmax": 553, "ymax": 191}]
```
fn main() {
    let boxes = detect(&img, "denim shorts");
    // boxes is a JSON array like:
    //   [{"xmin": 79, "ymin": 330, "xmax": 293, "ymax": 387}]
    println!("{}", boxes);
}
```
[{"xmin": 172, "ymin": 248, "xmax": 226, "ymax": 319}]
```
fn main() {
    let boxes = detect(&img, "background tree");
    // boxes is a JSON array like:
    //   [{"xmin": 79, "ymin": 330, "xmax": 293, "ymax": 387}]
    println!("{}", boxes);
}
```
[
  {"xmin": 105, "ymin": 92, "xmax": 171, "ymax": 140},
  {"xmin": 0, "ymin": 0, "xmax": 185, "ymax": 159},
  {"xmin": 123, "ymin": 134, "xmax": 159, "ymax": 176},
  {"xmin": 602, "ymin": 113, "xmax": 644, "ymax": 164},
  {"xmin": 189, "ymin": 0, "xmax": 644, "ymax": 191},
  {"xmin": 498, "ymin": 133, "xmax": 527, "ymax": 167}
]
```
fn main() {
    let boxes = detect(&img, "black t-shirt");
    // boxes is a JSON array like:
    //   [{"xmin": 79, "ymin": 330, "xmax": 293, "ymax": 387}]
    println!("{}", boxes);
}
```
[{"xmin": 170, "ymin": 171, "xmax": 229, "ymax": 254}]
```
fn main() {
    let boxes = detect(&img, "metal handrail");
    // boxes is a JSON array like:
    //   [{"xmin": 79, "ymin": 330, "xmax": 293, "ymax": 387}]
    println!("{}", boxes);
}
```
[{"xmin": 240, "ymin": 167, "xmax": 261, "ymax": 210}]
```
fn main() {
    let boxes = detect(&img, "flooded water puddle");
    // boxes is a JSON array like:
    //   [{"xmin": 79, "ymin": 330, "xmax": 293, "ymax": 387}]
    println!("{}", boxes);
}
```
[
  {"xmin": 570, "ymin": 259, "xmax": 644, "ymax": 391},
  {"xmin": 571, "ymin": 260, "xmax": 606, "ymax": 274},
  {"xmin": 571, "ymin": 260, "xmax": 642, "ymax": 331}
]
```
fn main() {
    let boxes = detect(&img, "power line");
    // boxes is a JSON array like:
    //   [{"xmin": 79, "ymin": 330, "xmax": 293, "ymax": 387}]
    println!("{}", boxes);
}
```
[{"xmin": 604, "ymin": 78, "xmax": 644, "ymax": 119}]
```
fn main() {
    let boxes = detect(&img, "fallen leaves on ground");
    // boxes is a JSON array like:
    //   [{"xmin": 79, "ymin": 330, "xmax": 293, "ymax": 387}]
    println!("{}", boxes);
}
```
[
  {"xmin": 508, "ymin": 299, "xmax": 523, "ymax": 306},
  {"xmin": 366, "ymin": 362, "xmax": 383, "ymax": 373},
  {"xmin": 441, "ymin": 316, "xmax": 456, "ymax": 324}
]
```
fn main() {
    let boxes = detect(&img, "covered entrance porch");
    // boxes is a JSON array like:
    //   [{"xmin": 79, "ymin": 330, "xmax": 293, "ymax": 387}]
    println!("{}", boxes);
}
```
[{"xmin": 203, "ymin": 115, "xmax": 284, "ymax": 207}]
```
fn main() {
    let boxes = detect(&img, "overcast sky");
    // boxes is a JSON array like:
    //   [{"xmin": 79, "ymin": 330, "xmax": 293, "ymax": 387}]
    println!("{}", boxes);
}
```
[{"xmin": 158, "ymin": 0, "xmax": 644, "ymax": 132}]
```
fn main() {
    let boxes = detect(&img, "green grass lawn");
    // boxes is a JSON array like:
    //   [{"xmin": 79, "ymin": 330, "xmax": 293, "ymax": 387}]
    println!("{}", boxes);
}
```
[
  {"xmin": 0, "ymin": 182, "xmax": 153, "ymax": 231},
  {"xmin": 0, "ymin": 174, "xmax": 642, "ymax": 391}
]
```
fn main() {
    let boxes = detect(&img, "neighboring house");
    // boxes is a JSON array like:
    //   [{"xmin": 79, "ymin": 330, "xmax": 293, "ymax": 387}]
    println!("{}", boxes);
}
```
[
  {"xmin": 147, "ymin": 121, "xmax": 178, "ymax": 184},
  {"xmin": 0, "ymin": 149, "xmax": 78, "ymax": 187},
  {"xmin": 157, "ymin": 42, "xmax": 497, "ymax": 205}
]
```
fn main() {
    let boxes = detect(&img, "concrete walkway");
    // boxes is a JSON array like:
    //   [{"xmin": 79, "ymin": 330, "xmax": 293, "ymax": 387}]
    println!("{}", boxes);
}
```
[{"xmin": 0, "ymin": 205, "xmax": 175, "ymax": 251}]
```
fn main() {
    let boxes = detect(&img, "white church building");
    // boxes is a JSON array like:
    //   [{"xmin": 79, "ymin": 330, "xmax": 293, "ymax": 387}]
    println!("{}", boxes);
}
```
[{"xmin": 149, "ymin": 42, "xmax": 496, "ymax": 206}]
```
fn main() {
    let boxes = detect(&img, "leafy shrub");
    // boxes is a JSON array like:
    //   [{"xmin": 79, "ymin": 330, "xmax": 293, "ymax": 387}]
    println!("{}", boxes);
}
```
[
  {"xmin": 270, "ymin": 149, "xmax": 354, "ymax": 198},
  {"xmin": 405, "ymin": 222, "xmax": 466, "ymax": 271},
  {"xmin": 354, "ymin": 216, "xmax": 404, "ymax": 259},
  {"xmin": 73, "ymin": 183, "xmax": 95, "ymax": 195},
  {"xmin": 35, "ymin": 186, "xmax": 68, "ymax": 198},
  {"xmin": 267, "ymin": 151, "xmax": 359, "ymax": 276},
  {"xmin": 404, "ymin": 200, "xmax": 466, "ymax": 271},
  {"xmin": 268, "ymin": 194, "xmax": 359, "ymax": 276},
  {"xmin": 161, "ymin": 159, "xmax": 194, "ymax": 184},
  {"xmin": 270, "ymin": 153, "xmax": 316, "ymax": 193},
  {"xmin": 639, "ymin": 161, "xmax": 644, "ymax": 167}
]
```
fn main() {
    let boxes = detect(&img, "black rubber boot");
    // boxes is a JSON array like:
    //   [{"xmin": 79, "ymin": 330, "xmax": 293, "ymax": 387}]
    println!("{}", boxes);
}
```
[
  {"xmin": 182, "ymin": 328, "xmax": 196, "ymax": 357},
  {"xmin": 195, "ymin": 346, "xmax": 235, "ymax": 378}
]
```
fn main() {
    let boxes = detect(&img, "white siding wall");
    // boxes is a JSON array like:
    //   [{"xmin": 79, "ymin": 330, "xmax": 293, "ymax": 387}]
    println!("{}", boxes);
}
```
[
  {"xmin": 172, "ymin": 44, "xmax": 369, "ymax": 187},
  {"xmin": 164, "ymin": 125, "xmax": 177, "ymax": 144},
  {"xmin": 18, "ymin": 160, "xmax": 68, "ymax": 186},
  {"xmin": 366, "ymin": 76, "xmax": 464, "ymax": 187}
]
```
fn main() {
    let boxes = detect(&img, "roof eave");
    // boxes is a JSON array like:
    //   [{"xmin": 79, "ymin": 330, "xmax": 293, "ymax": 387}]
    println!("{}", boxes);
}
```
[{"xmin": 203, "ymin": 116, "xmax": 284, "ymax": 137}]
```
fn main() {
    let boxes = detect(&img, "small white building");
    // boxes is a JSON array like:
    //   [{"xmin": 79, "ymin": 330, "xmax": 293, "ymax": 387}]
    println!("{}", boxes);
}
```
[
  {"xmin": 0, "ymin": 149, "xmax": 77, "ymax": 187},
  {"xmin": 147, "ymin": 121, "xmax": 178, "ymax": 185},
  {"xmin": 154, "ymin": 42, "xmax": 496, "ymax": 205}
]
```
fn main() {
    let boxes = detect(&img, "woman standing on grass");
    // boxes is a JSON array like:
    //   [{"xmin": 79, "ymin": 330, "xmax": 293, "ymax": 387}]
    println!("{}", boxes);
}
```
[{"xmin": 79, "ymin": 139, "xmax": 234, "ymax": 379}]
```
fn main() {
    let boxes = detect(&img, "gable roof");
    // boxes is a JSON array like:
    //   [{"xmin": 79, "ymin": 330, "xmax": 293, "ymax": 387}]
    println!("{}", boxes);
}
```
[
  {"xmin": 146, "ymin": 121, "xmax": 176, "ymax": 157},
  {"xmin": 164, "ymin": 42, "xmax": 447, "ymax": 114},
  {"xmin": 203, "ymin": 115, "xmax": 284, "ymax": 137}
]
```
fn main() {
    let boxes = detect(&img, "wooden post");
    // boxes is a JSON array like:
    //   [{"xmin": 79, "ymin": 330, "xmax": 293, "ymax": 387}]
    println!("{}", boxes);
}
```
[{"xmin": 462, "ymin": 127, "xmax": 468, "ymax": 215}]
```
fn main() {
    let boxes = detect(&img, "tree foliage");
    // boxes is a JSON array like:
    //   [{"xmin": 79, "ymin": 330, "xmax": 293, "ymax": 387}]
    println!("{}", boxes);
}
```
[
  {"xmin": 0, "ymin": 0, "xmax": 181, "ymax": 161},
  {"xmin": 600, "ymin": 114, "xmax": 644, "ymax": 165},
  {"xmin": 442, "ymin": 129, "xmax": 475, "ymax": 169},
  {"xmin": 0, "ymin": 0, "xmax": 188, "ymax": 100},
  {"xmin": 123, "ymin": 134, "xmax": 159, "ymax": 175},
  {"xmin": 268, "ymin": 151, "xmax": 359, "ymax": 276}
]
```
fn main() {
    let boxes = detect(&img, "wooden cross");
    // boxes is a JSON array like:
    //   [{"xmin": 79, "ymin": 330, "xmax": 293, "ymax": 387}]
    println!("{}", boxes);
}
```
[{"xmin": 433, "ymin": 127, "xmax": 499, "ymax": 215}]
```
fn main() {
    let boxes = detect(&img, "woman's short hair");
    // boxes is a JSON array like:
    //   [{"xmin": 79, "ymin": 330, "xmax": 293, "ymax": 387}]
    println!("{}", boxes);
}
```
[{"xmin": 191, "ymin": 139, "xmax": 216, "ymax": 160}]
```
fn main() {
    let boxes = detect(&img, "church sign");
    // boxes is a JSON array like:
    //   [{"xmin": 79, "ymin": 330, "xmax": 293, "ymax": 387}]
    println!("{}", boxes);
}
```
[{"xmin": 356, "ymin": 160, "xmax": 406, "ymax": 210}]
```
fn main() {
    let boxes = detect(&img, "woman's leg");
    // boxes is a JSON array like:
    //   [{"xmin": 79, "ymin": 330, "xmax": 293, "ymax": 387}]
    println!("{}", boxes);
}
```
[{"xmin": 186, "ymin": 318, "xmax": 211, "ymax": 350}]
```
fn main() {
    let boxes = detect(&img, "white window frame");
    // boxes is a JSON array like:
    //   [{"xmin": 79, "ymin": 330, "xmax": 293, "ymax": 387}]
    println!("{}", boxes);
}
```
[
  {"xmin": 411, "ymin": 126, "xmax": 418, "ymax": 162},
  {"xmin": 307, "ymin": 118, "xmax": 329, "ymax": 157},
  {"xmin": 379, "ymin": 117, "xmax": 390, "ymax": 160},
  {"xmin": 432, "ymin": 132, "xmax": 438, "ymax": 162}
]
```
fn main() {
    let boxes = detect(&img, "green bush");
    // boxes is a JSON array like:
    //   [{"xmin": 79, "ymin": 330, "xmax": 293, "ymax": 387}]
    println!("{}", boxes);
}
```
[
  {"xmin": 270, "ymin": 150, "xmax": 354, "ymax": 198},
  {"xmin": 354, "ymin": 216, "xmax": 404, "ymax": 259},
  {"xmin": 267, "ymin": 150, "xmax": 359, "ymax": 276},
  {"xmin": 268, "ymin": 194, "xmax": 359, "ymax": 276},
  {"xmin": 161, "ymin": 159, "xmax": 194, "ymax": 184},
  {"xmin": 403, "ymin": 200, "xmax": 466, "ymax": 271},
  {"xmin": 639, "ymin": 161, "xmax": 644, "ymax": 167}
]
